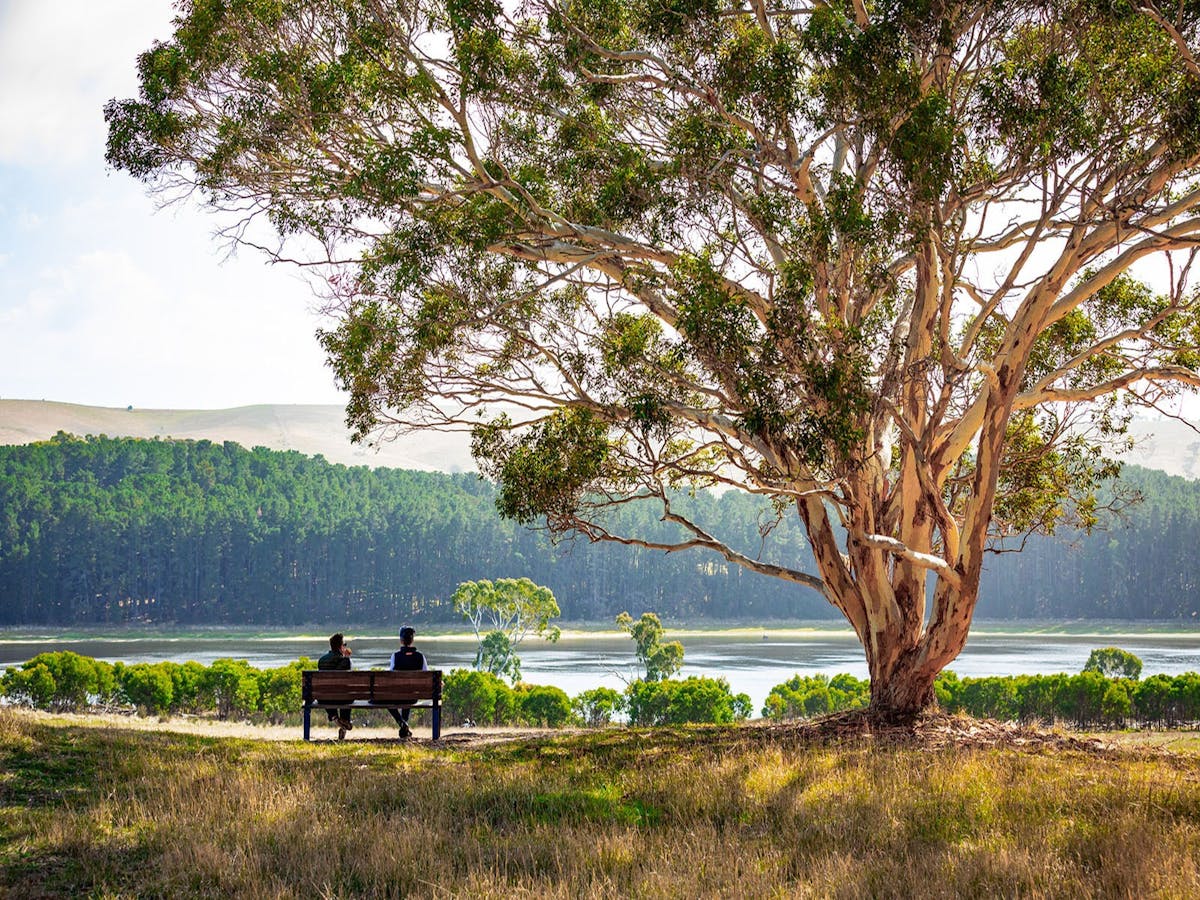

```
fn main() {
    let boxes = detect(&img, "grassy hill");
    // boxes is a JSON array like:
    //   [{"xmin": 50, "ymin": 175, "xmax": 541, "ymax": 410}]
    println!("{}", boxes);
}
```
[
  {"xmin": 0, "ymin": 399, "xmax": 475, "ymax": 472},
  {"xmin": 3, "ymin": 709, "xmax": 1199, "ymax": 897},
  {"xmin": 3, "ymin": 398, "xmax": 1199, "ymax": 479}
]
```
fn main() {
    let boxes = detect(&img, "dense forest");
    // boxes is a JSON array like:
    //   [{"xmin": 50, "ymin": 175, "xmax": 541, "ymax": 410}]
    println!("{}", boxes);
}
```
[{"xmin": 0, "ymin": 434, "xmax": 1197, "ymax": 626}]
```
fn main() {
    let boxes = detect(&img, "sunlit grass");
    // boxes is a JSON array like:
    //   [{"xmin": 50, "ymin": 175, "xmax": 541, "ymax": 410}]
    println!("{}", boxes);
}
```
[{"xmin": 3, "ymin": 709, "xmax": 1200, "ymax": 897}]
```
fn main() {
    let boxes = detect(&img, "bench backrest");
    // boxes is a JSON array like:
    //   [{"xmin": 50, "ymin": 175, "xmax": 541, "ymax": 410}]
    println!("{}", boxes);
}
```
[{"xmin": 303, "ymin": 670, "xmax": 442, "ymax": 704}]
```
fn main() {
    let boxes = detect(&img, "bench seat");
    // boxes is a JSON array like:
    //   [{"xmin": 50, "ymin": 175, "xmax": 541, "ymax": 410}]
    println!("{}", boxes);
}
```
[{"xmin": 302, "ymin": 670, "xmax": 442, "ymax": 740}]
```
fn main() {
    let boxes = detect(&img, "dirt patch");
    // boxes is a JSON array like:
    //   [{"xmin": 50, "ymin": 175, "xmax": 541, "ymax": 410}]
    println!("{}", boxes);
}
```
[
  {"xmin": 434, "ymin": 726, "xmax": 586, "ymax": 747},
  {"xmin": 2, "ymin": 708, "xmax": 566, "ymax": 745}
]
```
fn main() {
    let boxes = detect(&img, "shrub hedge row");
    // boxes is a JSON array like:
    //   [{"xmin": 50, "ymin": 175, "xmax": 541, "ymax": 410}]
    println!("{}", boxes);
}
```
[
  {"xmin": 762, "ymin": 669, "xmax": 1200, "ymax": 728},
  {"xmin": 0, "ymin": 652, "xmax": 751, "ymax": 728},
  {"xmin": 10, "ymin": 650, "xmax": 1196, "ymax": 730}
]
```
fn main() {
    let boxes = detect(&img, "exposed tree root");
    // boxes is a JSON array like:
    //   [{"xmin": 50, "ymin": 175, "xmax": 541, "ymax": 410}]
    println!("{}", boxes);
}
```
[
  {"xmin": 426, "ymin": 713, "xmax": 1122, "ymax": 756},
  {"xmin": 748, "ymin": 709, "xmax": 1115, "ymax": 755}
]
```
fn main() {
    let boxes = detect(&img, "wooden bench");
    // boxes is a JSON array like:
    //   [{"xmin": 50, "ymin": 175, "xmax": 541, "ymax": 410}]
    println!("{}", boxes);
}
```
[{"xmin": 302, "ymin": 670, "xmax": 442, "ymax": 741}]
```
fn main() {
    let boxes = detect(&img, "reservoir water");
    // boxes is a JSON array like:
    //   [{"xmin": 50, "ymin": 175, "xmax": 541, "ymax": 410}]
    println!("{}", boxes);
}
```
[{"xmin": 5, "ymin": 629, "xmax": 1200, "ymax": 713}]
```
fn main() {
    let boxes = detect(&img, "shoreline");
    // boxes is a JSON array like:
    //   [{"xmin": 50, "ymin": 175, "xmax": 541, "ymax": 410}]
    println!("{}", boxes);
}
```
[{"xmin": 4, "ymin": 620, "xmax": 1200, "ymax": 643}]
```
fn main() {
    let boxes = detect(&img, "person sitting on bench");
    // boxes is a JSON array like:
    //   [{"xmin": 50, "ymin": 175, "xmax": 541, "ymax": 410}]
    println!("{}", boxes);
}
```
[
  {"xmin": 317, "ymin": 632, "xmax": 353, "ymax": 739},
  {"xmin": 388, "ymin": 625, "xmax": 427, "ymax": 739}
]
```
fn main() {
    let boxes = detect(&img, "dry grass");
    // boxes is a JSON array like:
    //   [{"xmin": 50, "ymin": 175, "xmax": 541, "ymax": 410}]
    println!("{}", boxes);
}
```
[{"xmin": 2, "ymin": 708, "xmax": 1200, "ymax": 898}]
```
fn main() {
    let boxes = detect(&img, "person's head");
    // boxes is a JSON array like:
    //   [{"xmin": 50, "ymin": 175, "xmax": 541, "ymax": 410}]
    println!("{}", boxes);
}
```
[
  {"xmin": 329, "ymin": 632, "xmax": 344, "ymax": 652},
  {"xmin": 399, "ymin": 625, "xmax": 415, "ymax": 646}
]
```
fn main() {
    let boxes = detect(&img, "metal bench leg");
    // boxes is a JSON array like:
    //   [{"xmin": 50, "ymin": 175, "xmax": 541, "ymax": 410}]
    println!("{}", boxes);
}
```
[
  {"xmin": 432, "ymin": 704, "xmax": 440, "ymax": 741},
  {"xmin": 303, "ymin": 705, "xmax": 311, "ymax": 741}
]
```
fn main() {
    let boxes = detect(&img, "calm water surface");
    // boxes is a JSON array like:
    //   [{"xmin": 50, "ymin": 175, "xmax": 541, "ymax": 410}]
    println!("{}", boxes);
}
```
[{"xmin": 6, "ymin": 630, "xmax": 1200, "ymax": 712}]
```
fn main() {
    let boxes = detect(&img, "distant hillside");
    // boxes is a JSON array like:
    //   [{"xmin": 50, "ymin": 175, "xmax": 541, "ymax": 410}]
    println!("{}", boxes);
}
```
[
  {"xmin": 1121, "ymin": 417, "xmax": 1200, "ymax": 480},
  {"xmin": 0, "ymin": 434, "xmax": 827, "ymax": 625},
  {"xmin": 2, "ymin": 431, "xmax": 1200, "ymax": 625},
  {"xmin": 1, "ymin": 399, "xmax": 1198, "ymax": 478},
  {"xmin": 0, "ymin": 399, "xmax": 475, "ymax": 473}
]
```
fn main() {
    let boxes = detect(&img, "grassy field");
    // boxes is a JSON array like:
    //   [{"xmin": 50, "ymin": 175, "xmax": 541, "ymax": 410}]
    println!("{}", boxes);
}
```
[{"xmin": 3, "ymin": 711, "xmax": 1200, "ymax": 898}]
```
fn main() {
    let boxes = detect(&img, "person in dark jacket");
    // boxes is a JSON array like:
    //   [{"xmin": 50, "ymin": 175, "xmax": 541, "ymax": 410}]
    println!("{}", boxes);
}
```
[
  {"xmin": 317, "ymin": 632, "xmax": 353, "ymax": 739},
  {"xmin": 388, "ymin": 625, "xmax": 427, "ymax": 739}
]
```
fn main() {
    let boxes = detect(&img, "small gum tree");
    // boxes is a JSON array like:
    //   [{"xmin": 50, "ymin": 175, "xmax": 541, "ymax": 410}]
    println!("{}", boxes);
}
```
[
  {"xmin": 452, "ymin": 577, "xmax": 562, "ymax": 682},
  {"xmin": 107, "ymin": 0, "xmax": 1200, "ymax": 715},
  {"xmin": 617, "ymin": 611, "xmax": 685, "ymax": 682}
]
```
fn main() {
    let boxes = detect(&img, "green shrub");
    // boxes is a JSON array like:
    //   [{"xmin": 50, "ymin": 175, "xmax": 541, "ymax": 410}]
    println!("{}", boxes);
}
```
[
  {"xmin": 257, "ymin": 659, "xmax": 309, "ymax": 723},
  {"xmin": 493, "ymin": 680, "xmax": 519, "ymax": 724},
  {"xmin": 1133, "ymin": 673, "xmax": 1174, "ymax": 725},
  {"xmin": 2, "ymin": 662, "xmax": 58, "ymax": 709},
  {"xmin": 934, "ymin": 670, "xmax": 961, "ymax": 711},
  {"xmin": 1101, "ymin": 681, "xmax": 1132, "ymax": 726},
  {"xmin": 762, "ymin": 673, "xmax": 869, "ymax": 721},
  {"xmin": 1012, "ymin": 673, "xmax": 1067, "ymax": 724},
  {"xmin": 958, "ymin": 676, "xmax": 1020, "ymax": 721},
  {"xmin": 1167, "ymin": 672, "xmax": 1200, "ymax": 723},
  {"xmin": 626, "ymin": 677, "xmax": 750, "ymax": 725},
  {"xmin": 200, "ymin": 658, "xmax": 260, "ymax": 719},
  {"xmin": 163, "ymin": 661, "xmax": 207, "ymax": 713},
  {"xmin": 517, "ymin": 684, "xmax": 573, "ymax": 727},
  {"xmin": 1060, "ymin": 672, "xmax": 1110, "ymax": 727},
  {"xmin": 445, "ymin": 669, "xmax": 580, "ymax": 727},
  {"xmin": 572, "ymin": 687, "xmax": 623, "ymax": 727},
  {"xmin": 625, "ymin": 679, "xmax": 672, "ymax": 726},
  {"xmin": 0, "ymin": 651, "xmax": 115, "ymax": 711},
  {"xmin": 119, "ymin": 663, "xmax": 175, "ymax": 715},
  {"xmin": 444, "ymin": 668, "xmax": 497, "ymax": 725}
]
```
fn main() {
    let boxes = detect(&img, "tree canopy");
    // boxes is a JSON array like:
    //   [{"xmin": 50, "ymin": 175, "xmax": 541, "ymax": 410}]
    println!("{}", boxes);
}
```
[
  {"xmin": 616, "ymin": 611, "xmax": 685, "ymax": 681},
  {"xmin": 1083, "ymin": 646, "xmax": 1144, "ymax": 680},
  {"xmin": 108, "ymin": 0, "xmax": 1200, "ymax": 712}
]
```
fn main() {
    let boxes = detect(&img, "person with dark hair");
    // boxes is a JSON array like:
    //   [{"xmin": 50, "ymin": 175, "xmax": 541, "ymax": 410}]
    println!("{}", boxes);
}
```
[
  {"xmin": 317, "ymin": 632, "xmax": 353, "ymax": 740},
  {"xmin": 388, "ymin": 625, "xmax": 427, "ymax": 739}
]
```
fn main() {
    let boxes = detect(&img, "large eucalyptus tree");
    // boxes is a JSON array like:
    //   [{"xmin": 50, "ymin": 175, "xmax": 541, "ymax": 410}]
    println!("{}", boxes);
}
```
[{"xmin": 107, "ymin": 0, "xmax": 1200, "ymax": 714}]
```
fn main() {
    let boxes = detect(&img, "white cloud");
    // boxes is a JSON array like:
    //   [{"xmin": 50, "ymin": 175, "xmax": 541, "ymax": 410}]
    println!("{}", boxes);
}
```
[
  {"xmin": 0, "ymin": 1, "xmax": 174, "ymax": 168},
  {"xmin": 16, "ymin": 210, "xmax": 43, "ymax": 231},
  {"xmin": 0, "ymin": 1, "xmax": 349, "ymax": 409},
  {"xmin": 2, "ymin": 240, "xmax": 345, "ymax": 408}
]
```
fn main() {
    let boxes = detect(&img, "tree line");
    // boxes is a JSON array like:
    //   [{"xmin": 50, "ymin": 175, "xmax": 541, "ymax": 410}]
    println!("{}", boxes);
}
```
[
  {"xmin": 0, "ymin": 434, "xmax": 820, "ymax": 625},
  {"xmin": 1, "ymin": 434, "xmax": 1198, "ymax": 625}
]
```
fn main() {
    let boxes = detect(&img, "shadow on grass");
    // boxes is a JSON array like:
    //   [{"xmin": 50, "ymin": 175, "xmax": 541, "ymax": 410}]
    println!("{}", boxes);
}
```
[
  {"xmin": 5, "ymin": 711, "xmax": 1199, "ymax": 897},
  {"xmin": 1, "ymin": 830, "xmax": 162, "ymax": 899},
  {"xmin": 0, "ymin": 722, "xmax": 115, "ymax": 808}
]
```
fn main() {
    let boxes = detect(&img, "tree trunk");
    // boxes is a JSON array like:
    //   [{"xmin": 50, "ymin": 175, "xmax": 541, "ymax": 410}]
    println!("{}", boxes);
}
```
[
  {"xmin": 802, "ymin": 472, "xmax": 983, "ymax": 721},
  {"xmin": 868, "ymin": 654, "xmax": 938, "ymax": 720},
  {"xmin": 862, "ymin": 583, "xmax": 978, "ymax": 719}
]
